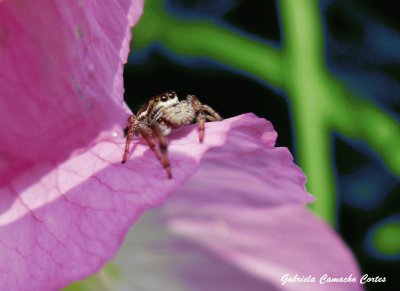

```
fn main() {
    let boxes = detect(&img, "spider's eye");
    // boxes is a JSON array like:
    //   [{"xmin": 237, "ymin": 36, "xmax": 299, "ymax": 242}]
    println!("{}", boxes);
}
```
[
  {"xmin": 168, "ymin": 91, "xmax": 175, "ymax": 98},
  {"xmin": 161, "ymin": 95, "xmax": 168, "ymax": 102}
]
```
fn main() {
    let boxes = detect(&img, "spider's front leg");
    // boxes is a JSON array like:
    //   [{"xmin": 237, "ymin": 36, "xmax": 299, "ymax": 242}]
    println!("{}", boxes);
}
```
[
  {"xmin": 122, "ymin": 115, "xmax": 136, "ymax": 164},
  {"xmin": 122, "ymin": 116, "xmax": 163, "ymax": 165}
]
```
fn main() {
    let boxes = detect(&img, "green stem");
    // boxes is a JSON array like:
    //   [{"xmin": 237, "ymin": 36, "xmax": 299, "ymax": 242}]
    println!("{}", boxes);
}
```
[{"xmin": 279, "ymin": 0, "xmax": 336, "ymax": 223}]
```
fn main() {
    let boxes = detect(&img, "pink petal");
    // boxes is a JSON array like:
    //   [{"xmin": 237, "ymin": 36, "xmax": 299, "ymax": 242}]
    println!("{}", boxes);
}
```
[
  {"xmin": 0, "ymin": 0, "xmax": 143, "ymax": 186},
  {"xmin": 165, "ymin": 206, "xmax": 362, "ymax": 291},
  {"xmin": 159, "ymin": 145, "xmax": 363, "ymax": 290}
]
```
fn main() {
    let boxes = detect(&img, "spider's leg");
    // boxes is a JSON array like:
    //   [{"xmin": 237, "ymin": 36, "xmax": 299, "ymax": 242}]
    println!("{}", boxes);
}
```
[
  {"xmin": 186, "ymin": 95, "xmax": 206, "ymax": 143},
  {"xmin": 186, "ymin": 94, "xmax": 221, "ymax": 142},
  {"xmin": 196, "ymin": 105, "xmax": 222, "ymax": 142},
  {"xmin": 202, "ymin": 104, "xmax": 222, "ymax": 121},
  {"xmin": 122, "ymin": 116, "xmax": 136, "ymax": 163},
  {"xmin": 196, "ymin": 112, "xmax": 206, "ymax": 143},
  {"xmin": 139, "ymin": 128, "xmax": 163, "ymax": 162},
  {"xmin": 122, "ymin": 132, "xmax": 134, "ymax": 163},
  {"xmin": 151, "ymin": 124, "xmax": 172, "ymax": 179}
]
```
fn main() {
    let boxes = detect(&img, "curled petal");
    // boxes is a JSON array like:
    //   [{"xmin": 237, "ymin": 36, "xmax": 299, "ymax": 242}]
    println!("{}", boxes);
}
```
[
  {"xmin": 114, "ymin": 127, "xmax": 361, "ymax": 290},
  {"xmin": 0, "ymin": 113, "xmax": 310, "ymax": 289}
]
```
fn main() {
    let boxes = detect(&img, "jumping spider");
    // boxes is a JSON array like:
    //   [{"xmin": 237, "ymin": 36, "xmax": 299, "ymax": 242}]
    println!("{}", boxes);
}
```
[{"xmin": 122, "ymin": 90, "xmax": 222, "ymax": 178}]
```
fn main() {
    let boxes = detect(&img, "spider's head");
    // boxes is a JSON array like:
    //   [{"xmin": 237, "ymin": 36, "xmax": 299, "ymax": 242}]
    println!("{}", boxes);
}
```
[
  {"xmin": 154, "ymin": 90, "xmax": 179, "ymax": 109},
  {"xmin": 138, "ymin": 91, "xmax": 180, "ymax": 121}
]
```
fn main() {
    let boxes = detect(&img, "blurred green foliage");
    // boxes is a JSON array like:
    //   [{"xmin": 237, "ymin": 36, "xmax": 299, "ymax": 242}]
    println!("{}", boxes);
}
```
[
  {"xmin": 372, "ymin": 221, "xmax": 400, "ymax": 256},
  {"xmin": 64, "ymin": 265, "xmax": 118, "ymax": 291}
]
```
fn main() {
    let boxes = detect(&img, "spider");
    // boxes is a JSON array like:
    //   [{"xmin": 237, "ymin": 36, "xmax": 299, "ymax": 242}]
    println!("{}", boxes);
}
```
[{"xmin": 122, "ymin": 90, "xmax": 222, "ymax": 178}]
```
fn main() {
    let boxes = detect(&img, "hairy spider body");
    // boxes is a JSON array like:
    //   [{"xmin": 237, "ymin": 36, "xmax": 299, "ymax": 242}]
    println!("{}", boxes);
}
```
[{"xmin": 122, "ymin": 91, "xmax": 222, "ymax": 178}]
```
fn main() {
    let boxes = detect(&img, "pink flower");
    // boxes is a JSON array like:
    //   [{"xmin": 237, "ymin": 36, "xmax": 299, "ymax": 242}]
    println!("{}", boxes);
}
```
[{"xmin": 0, "ymin": 1, "xmax": 362, "ymax": 290}]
